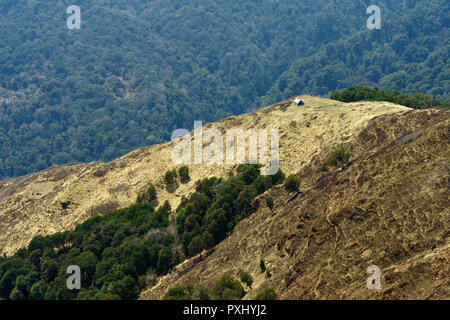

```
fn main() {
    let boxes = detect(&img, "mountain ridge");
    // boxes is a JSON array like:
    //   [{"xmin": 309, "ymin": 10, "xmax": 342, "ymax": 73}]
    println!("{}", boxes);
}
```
[{"xmin": 0, "ymin": 95, "xmax": 409, "ymax": 257}]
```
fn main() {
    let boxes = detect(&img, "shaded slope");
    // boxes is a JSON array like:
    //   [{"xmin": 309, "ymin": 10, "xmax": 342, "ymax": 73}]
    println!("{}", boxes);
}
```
[{"xmin": 140, "ymin": 109, "xmax": 450, "ymax": 300}]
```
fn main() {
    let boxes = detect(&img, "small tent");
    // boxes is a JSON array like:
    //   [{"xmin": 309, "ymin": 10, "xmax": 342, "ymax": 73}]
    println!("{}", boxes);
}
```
[{"xmin": 294, "ymin": 98, "xmax": 304, "ymax": 106}]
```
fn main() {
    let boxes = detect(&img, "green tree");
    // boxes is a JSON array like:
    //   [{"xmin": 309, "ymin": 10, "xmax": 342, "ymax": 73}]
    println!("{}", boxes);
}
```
[
  {"xmin": 266, "ymin": 196, "xmax": 274, "ymax": 211},
  {"xmin": 239, "ymin": 271, "xmax": 253, "ymax": 289},
  {"xmin": 137, "ymin": 182, "xmax": 157, "ymax": 203},
  {"xmin": 109, "ymin": 276, "xmax": 140, "ymax": 300},
  {"xmin": 157, "ymin": 247, "xmax": 171, "ymax": 274},
  {"xmin": 30, "ymin": 281, "xmax": 46, "ymax": 300},
  {"xmin": 210, "ymin": 275, "xmax": 245, "ymax": 300},
  {"xmin": 187, "ymin": 236, "xmax": 204, "ymax": 257},
  {"xmin": 0, "ymin": 270, "xmax": 16, "ymax": 298},
  {"xmin": 164, "ymin": 169, "xmax": 178, "ymax": 185},
  {"xmin": 323, "ymin": 146, "xmax": 350, "ymax": 170},
  {"xmin": 41, "ymin": 259, "xmax": 58, "ymax": 282},
  {"xmin": 284, "ymin": 175, "xmax": 300, "ymax": 193},
  {"xmin": 9, "ymin": 287, "xmax": 25, "ymax": 300},
  {"xmin": 236, "ymin": 185, "xmax": 257, "ymax": 213},
  {"xmin": 253, "ymin": 288, "xmax": 277, "ymax": 300},
  {"xmin": 270, "ymin": 168, "xmax": 286, "ymax": 185},
  {"xmin": 28, "ymin": 249, "xmax": 42, "ymax": 269},
  {"xmin": 93, "ymin": 292, "xmax": 121, "ymax": 300},
  {"xmin": 163, "ymin": 284, "xmax": 194, "ymax": 300},
  {"xmin": 178, "ymin": 166, "xmax": 190, "ymax": 182}
]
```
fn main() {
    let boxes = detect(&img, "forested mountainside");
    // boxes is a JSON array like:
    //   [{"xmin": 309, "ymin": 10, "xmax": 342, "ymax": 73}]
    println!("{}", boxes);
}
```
[
  {"xmin": 0, "ymin": 0, "xmax": 448, "ymax": 179},
  {"xmin": 260, "ymin": 0, "xmax": 450, "ymax": 105}
]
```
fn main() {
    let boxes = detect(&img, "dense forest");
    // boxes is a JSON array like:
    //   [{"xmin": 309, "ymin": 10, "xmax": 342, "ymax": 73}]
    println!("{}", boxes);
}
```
[
  {"xmin": 260, "ymin": 0, "xmax": 450, "ymax": 105},
  {"xmin": 330, "ymin": 86, "xmax": 450, "ymax": 109},
  {"xmin": 0, "ymin": 164, "xmax": 284, "ymax": 300},
  {"xmin": 0, "ymin": 0, "xmax": 448, "ymax": 178}
]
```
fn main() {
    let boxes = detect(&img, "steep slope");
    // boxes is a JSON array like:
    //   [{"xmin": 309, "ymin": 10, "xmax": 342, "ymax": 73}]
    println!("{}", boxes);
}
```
[
  {"xmin": 0, "ymin": 96, "xmax": 408, "ymax": 256},
  {"xmin": 140, "ymin": 109, "xmax": 450, "ymax": 300}
]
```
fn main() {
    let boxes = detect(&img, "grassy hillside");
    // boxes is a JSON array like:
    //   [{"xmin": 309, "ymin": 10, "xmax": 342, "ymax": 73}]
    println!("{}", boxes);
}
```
[{"xmin": 0, "ymin": 96, "xmax": 408, "ymax": 257}]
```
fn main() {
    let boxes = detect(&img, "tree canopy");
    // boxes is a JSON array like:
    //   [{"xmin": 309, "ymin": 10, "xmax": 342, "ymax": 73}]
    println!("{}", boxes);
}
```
[{"xmin": 0, "ymin": 0, "xmax": 448, "ymax": 179}]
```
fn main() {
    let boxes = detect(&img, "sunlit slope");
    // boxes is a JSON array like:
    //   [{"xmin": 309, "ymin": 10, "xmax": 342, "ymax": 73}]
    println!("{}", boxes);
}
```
[{"xmin": 0, "ymin": 96, "xmax": 408, "ymax": 256}]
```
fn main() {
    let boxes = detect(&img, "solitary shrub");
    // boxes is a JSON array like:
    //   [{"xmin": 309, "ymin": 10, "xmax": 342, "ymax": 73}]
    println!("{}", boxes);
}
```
[
  {"xmin": 253, "ymin": 288, "xmax": 277, "ymax": 300},
  {"xmin": 163, "ymin": 284, "xmax": 194, "ymax": 300},
  {"xmin": 137, "ymin": 182, "xmax": 157, "ymax": 203},
  {"xmin": 239, "ymin": 271, "xmax": 253, "ymax": 289},
  {"xmin": 284, "ymin": 175, "xmax": 300, "ymax": 193},
  {"xmin": 322, "ymin": 146, "xmax": 350, "ymax": 170},
  {"xmin": 164, "ymin": 169, "xmax": 178, "ymax": 185},
  {"xmin": 259, "ymin": 259, "xmax": 266, "ymax": 273},
  {"xmin": 178, "ymin": 166, "xmax": 190, "ymax": 182},
  {"xmin": 266, "ymin": 196, "xmax": 274, "ymax": 211},
  {"xmin": 210, "ymin": 275, "xmax": 245, "ymax": 300}
]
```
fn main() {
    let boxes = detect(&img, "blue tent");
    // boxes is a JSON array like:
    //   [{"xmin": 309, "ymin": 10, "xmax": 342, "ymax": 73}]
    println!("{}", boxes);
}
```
[{"xmin": 294, "ymin": 98, "xmax": 304, "ymax": 106}]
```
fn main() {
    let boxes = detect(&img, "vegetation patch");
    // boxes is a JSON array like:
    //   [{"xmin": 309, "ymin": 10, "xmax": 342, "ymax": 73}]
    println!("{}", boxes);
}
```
[
  {"xmin": 0, "ymin": 164, "xmax": 285, "ymax": 300},
  {"xmin": 331, "ymin": 86, "xmax": 450, "ymax": 110},
  {"xmin": 320, "ymin": 146, "xmax": 351, "ymax": 172}
]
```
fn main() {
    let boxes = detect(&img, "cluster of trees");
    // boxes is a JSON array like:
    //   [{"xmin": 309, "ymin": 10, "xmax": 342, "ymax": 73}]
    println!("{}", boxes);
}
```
[
  {"xmin": 3, "ymin": 0, "xmax": 447, "ymax": 179},
  {"xmin": 164, "ymin": 166, "xmax": 190, "ymax": 186},
  {"xmin": 0, "ymin": 164, "xmax": 287, "ymax": 300},
  {"xmin": 164, "ymin": 273, "xmax": 277, "ymax": 300},
  {"xmin": 330, "ymin": 86, "xmax": 450, "ymax": 109},
  {"xmin": 0, "ymin": 202, "xmax": 173, "ymax": 300},
  {"xmin": 175, "ymin": 164, "xmax": 285, "ymax": 257}
]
